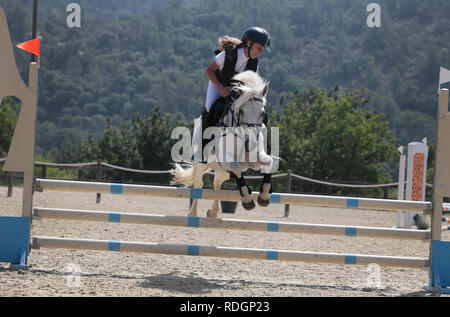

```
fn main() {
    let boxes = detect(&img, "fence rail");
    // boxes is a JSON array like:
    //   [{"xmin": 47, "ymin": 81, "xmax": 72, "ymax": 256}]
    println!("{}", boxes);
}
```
[
  {"xmin": 1, "ymin": 158, "xmax": 430, "ymax": 215},
  {"xmin": 0, "ymin": 157, "xmax": 406, "ymax": 186}
]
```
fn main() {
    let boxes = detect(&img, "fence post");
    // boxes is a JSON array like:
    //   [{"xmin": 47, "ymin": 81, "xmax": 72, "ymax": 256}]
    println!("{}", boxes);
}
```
[
  {"xmin": 7, "ymin": 172, "xmax": 13, "ymax": 197},
  {"xmin": 96, "ymin": 160, "xmax": 102, "ymax": 204},
  {"xmin": 42, "ymin": 165, "xmax": 47, "ymax": 179},
  {"xmin": 284, "ymin": 169, "xmax": 292, "ymax": 217}
]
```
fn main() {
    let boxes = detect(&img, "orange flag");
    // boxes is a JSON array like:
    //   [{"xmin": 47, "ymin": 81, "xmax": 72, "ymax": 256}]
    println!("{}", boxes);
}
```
[{"xmin": 17, "ymin": 38, "xmax": 40, "ymax": 64}]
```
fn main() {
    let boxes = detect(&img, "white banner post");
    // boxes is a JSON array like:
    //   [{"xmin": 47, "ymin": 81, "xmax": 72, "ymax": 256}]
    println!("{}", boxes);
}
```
[
  {"xmin": 402, "ymin": 138, "xmax": 428, "ymax": 228},
  {"xmin": 396, "ymin": 146, "xmax": 406, "ymax": 228}
]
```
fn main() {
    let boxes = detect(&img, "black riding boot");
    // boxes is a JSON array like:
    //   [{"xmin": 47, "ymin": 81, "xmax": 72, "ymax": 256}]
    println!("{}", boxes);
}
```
[{"xmin": 201, "ymin": 100, "xmax": 227, "ymax": 161}]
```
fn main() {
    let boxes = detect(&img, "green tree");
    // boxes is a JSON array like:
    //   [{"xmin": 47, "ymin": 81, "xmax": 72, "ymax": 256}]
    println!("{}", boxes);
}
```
[
  {"xmin": 53, "ymin": 106, "xmax": 185, "ymax": 182},
  {"xmin": 0, "ymin": 97, "xmax": 19, "ymax": 157},
  {"xmin": 270, "ymin": 86, "xmax": 397, "ymax": 195},
  {"xmin": 131, "ymin": 106, "xmax": 184, "ymax": 171}
]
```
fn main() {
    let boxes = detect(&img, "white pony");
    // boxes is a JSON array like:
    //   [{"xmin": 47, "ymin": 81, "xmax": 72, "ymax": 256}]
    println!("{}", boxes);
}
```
[{"xmin": 170, "ymin": 71, "xmax": 275, "ymax": 218}]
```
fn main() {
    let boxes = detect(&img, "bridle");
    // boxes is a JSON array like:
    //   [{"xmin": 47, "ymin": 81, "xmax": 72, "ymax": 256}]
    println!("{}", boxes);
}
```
[
  {"xmin": 214, "ymin": 94, "xmax": 266, "ymax": 148},
  {"xmin": 232, "ymin": 95, "xmax": 266, "ymax": 128},
  {"xmin": 212, "ymin": 93, "xmax": 267, "ymax": 164}
]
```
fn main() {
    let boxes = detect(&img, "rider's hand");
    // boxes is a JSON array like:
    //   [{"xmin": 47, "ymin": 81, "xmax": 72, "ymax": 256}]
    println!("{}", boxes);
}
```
[{"xmin": 219, "ymin": 86, "xmax": 230, "ymax": 97}]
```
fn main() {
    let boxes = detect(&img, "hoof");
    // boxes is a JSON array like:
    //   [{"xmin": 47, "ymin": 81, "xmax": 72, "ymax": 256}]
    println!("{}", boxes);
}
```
[
  {"xmin": 242, "ymin": 200, "xmax": 256, "ymax": 211},
  {"xmin": 257, "ymin": 196, "xmax": 270, "ymax": 207},
  {"xmin": 207, "ymin": 209, "xmax": 218, "ymax": 218}
]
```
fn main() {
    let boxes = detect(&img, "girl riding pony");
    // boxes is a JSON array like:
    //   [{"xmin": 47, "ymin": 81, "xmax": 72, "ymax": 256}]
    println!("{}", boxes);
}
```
[{"xmin": 201, "ymin": 27, "xmax": 271, "ymax": 158}]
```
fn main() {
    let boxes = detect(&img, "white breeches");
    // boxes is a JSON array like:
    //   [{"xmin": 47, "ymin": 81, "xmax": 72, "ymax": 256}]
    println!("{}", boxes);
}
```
[{"xmin": 204, "ymin": 80, "xmax": 222, "ymax": 112}]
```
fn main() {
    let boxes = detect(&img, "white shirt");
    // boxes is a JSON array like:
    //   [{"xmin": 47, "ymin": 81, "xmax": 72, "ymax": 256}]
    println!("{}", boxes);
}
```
[
  {"xmin": 205, "ymin": 47, "xmax": 258, "ymax": 112},
  {"xmin": 214, "ymin": 47, "xmax": 249, "ymax": 72}
]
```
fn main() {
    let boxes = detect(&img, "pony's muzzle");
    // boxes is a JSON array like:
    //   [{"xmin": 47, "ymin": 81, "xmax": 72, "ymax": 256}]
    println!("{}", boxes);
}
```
[{"xmin": 244, "ymin": 128, "xmax": 259, "ymax": 153}]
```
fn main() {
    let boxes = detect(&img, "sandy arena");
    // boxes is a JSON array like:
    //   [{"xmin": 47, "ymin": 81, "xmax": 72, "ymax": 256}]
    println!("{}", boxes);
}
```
[{"xmin": 1, "ymin": 185, "xmax": 447, "ymax": 297}]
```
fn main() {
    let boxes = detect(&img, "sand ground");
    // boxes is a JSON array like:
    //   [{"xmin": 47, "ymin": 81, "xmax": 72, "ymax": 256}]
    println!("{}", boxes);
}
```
[{"xmin": 1, "ymin": 185, "xmax": 447, "ymax": 297}]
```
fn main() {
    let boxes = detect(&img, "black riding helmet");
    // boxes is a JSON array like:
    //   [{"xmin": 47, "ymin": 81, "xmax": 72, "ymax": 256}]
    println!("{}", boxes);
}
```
[{"xmin": 241, "ymin": 27, "xmax": 271, "ymax": 57}]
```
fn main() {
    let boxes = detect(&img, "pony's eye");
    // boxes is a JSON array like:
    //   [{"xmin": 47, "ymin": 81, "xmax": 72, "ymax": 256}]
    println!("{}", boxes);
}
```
[{"xmin": 239, "ymin": 109, "xmax": 244, "ymax": 114}]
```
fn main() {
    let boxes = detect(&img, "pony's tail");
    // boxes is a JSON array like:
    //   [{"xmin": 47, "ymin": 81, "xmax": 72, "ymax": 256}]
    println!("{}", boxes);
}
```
[{"xmin": 170, "ymin": 163, "xmax": 194, "ymax": 187}]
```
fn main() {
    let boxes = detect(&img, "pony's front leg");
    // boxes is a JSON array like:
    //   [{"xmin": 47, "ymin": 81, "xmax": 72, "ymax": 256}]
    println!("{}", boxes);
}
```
[
  {"xmin": 207, "ymin": 171, "xmax": 230, "ymax": 218},
  {"xmin": 235, "ymin": 173, "xmax": 255, "ymax": 211},
  {"xmin": 257, "ymin": 173, "xmax": 272, "ymax": 207},
  {"xmin": 222, "ymin": 162, "xmax": 255, "ymax": 211},
  {"xmin": 188, "ymin": 163, "xmax": 206, "ymax": 218},
  {"xmin": 189, "ymin": 199, "xmax": 199, "ymax": 218}
]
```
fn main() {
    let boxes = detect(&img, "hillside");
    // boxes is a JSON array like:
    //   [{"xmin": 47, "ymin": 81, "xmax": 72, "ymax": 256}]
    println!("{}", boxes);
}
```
[{"xmin": 0, "ymin": 0, "xmax": 449, "ymax": 153}]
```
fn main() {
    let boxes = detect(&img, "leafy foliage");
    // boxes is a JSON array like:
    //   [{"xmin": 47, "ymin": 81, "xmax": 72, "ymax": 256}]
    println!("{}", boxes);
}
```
[
  {"xmin": 52, "ymin": 106, "xmax": 183, "ymax": 171},
  {"xmin": 0, "ymin": 97, "xmax": 19, "ymax": 156},
  {"xmin": 269, "ymin": 86, "xmax": 397, "ymax": 195}
]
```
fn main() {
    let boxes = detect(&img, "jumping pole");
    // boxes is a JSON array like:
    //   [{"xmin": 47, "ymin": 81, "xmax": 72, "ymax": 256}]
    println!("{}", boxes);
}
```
[
  {"xmin": 35, "ymin": 178, "xmax": 432, "ymax": 213},
  {"xmin": 31, "ymin": 236, "xmax": 429, "ymax": 269},
  {"xmin": 34, "ymin": 207, "xmax": 431, "ymax": 241}
]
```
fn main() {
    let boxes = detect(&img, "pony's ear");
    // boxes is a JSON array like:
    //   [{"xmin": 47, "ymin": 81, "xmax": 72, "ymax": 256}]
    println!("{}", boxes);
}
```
[{"xmin": 262, "ymin": 83, "xmax": 269, "ymax": 97}]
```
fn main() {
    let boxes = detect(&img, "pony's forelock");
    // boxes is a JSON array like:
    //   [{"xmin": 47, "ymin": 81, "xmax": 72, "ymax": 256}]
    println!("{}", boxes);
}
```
[
  {"xmin": 231, "ymin": 71, "xmax": 268, "ymax": 110},
  {"xmin": 232, "ymin": 71, "xmax": 268, "ymax": 96}
]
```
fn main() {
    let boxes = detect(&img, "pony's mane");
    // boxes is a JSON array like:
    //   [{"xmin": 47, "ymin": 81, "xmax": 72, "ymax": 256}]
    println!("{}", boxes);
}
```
[
  {"xmin": 231, "ymin": 71, "xmax": 268, "ymax": 109},
  {"xmin": 232, "ymin": 71, "xmax": 268, "ymax": 96}
]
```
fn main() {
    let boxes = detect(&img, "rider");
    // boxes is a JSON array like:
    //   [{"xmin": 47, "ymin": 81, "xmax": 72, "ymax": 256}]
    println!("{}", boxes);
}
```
[
  {"xmin": 203, "ymin": 26, "xmax": 271, "ymax": 130},
  {"xmin": 200, "ymin": 27, "xmax": 271, "ymax": 160}
]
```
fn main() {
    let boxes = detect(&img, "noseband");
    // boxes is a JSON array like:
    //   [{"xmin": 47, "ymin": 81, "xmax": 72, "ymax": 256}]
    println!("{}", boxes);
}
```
[{"xmin": 234, "ymin": 96, "xmax": 266, "ymax": 128}]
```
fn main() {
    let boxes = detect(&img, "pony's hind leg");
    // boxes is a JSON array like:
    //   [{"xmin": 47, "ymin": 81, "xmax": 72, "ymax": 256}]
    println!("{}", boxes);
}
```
[
  {"xmin": 223, "ymin": 163, "xmax": 255, "ymax": 211},
  {"xmin": 188, "ymin": 163, "xmax": 208, "ymax": 218},
  {"xmin": 257, "ymin": 173, "xmax": 272, "ymax": 207},
  {"xmin": 207, "ymin": 171, "xmax": 230, "ymax": 218}
]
